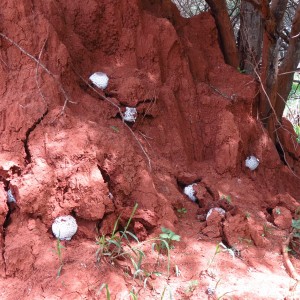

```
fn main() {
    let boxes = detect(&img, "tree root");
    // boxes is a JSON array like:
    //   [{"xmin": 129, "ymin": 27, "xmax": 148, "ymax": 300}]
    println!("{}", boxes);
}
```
[{"xmin": 282, "ymin": 231, "xmax": 300, "ymax": 282}]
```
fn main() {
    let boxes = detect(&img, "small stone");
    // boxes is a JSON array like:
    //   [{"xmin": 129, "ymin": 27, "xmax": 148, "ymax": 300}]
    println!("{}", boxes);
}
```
[
  {"xmin": 206, "ymin": 207, "xmax": 226, "ymax": 221},
  {"xmin": 247, "ymin": 218, "xmax": 268, "ymax": 247},
  {"xmin": 202, "ymin": 224, "xmax": 222, "ymax": 238},
  {"xmin": 120, "ymin": 208, "xmax": 158, "ymax": 230},
  {"xmin": 27, "ymin": 219, "xmax": 36, "ymax": 231},
  {"xmin": 134, "ymin": 221, "xmax": 148, "ymax": 241}
]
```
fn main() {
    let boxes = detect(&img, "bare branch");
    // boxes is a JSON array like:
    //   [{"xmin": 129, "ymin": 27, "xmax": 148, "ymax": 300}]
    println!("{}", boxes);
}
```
[
  {"xmin": 243, "ymin": 0, "xmax": 262, "ymax": 10},
  {"xmin": 35, "ymin": 33, "xmax": 48, "ymax": 106},
  {"xmin": 205, "ymin": 0, "xmax": 239, "ymax": 67},
  {"xmin": 0, "ymin": 32, "xmax": 76, "ymax": 116},
  {"xmin": 291, "ymin": 32, "xmax": 300, "ymax": 38}
]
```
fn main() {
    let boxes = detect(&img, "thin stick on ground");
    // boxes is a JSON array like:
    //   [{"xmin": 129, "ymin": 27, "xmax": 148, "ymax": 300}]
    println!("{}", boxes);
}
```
[{"xmin": 0, "ymin": 32, "xmax": 76, "ymax": 116}]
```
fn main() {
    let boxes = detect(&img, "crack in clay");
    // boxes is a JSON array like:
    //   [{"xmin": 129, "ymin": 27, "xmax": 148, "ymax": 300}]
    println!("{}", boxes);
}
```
[
  {"xmin": 0, "ymin": 180, "xmax": 9, "ymax": 275},
  {"xmin": 22, "ymin": 108, "xmax": 49, "ymax": 164},
  {"xmin": 1, "ymin": 224, "xmax": 6, "ymax": 275},
  {"xmin": 97, "ymin": 165, "xmax": 112, "ymax": 187}
]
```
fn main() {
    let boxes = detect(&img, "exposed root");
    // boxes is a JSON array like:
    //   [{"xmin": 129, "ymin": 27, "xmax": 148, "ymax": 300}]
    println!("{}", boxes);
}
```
[
  {"xmin": 282, "ymin": 231, "xmax": 300, "ymax": 282},
  {"xmin": 22, "ymin": 108, "xmax": 49, "ymax": 164}
]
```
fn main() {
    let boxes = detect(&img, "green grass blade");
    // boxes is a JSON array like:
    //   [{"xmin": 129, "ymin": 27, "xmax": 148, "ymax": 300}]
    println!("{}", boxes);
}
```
[
  {"xmin": 112, "ymin": 216, "xmax": 120, "ymax": 236},
  {"xmin": 124, "ymin": 230, "xmax": 140, "ymax": 243},
  {"xmin": 160, "ymin": 240, "xmax": 170, "ymax": 276},
  {"xmin": 98, "ymin": 283, "xmax": 111, "ymax": 300},
  {"xmin": 123, "ymin": 203, "xmax": 138, "ymax": 233},
  {"xmin": 56, "ymin": 264, "xmax": 63, "ymax": 278}
]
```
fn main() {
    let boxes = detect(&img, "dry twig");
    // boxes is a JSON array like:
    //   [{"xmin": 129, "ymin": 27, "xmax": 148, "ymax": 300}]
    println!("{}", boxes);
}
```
[
  {"xmin": 0, "ymin": 32, "xmax": 76, "ymax": 116},
  {"xmin": 208, "ymin": 84, "xmax": 234, "ymax": 100}
]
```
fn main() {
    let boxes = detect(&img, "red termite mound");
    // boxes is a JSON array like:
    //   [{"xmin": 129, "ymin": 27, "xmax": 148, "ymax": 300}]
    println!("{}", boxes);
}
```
[{"xmin": 0, "ymin": 0, "xmax": 300, "ymax": 298}]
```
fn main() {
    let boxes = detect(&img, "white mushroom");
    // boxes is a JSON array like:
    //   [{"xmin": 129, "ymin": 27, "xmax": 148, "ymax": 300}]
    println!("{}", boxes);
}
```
[
  {"xmin": 52, "ymin": 215, "xmax": 78, "ymax": 241},
  {"xmin": 245, "ymin": 156, "xmax": 259, "ymax": 171},
  {"xmin": 89, "ymin": 72, "xmax": 109, "ymax": 89},
  {"xmin": 183, "ymin": 184, "xmax": 197, "ymax": 202},
  {"xmin": 7, "ymin": 189, "xmax": 16, "ymax": 203},
  {"xmin": 123, "ymin": 107, "xmax": 137, "ymax": 122}
]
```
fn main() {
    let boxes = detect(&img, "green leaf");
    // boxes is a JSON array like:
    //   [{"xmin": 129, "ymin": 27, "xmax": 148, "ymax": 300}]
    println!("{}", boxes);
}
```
[
  {"xmin": 108, "ymin": 239, "xmax": 121, "ymax": 249},
  {"xmin": 124, "ymin": 230, "xmax": 140, "ymax": 243},
  {"xmin": 110, "ymin": 126, "xmax": 119, "ymax": 133},
  {"xmin": 160, "ymin": 233, "xmax": 170, "ymax": 239},
  {"xmin": 292, "ymin": 219, "xmax": 300, "ymax": 229},
  {"xmin": 111, "ymin": 216, "xmax": 120, "ymax": 236},
  {"xmin": 161, "ymin": 227, "xmax": 169, "ymax": 233},
  {"xmin": 171, "ymin": 235, "xmax": 181, "ymax": 241},
  {"xmin": 129, "ymin": 290, "xmax": 138, "ymax": 300},
  {"xmin": 57, "ymin": 264, "xmax": 63, "ymax": 277}
]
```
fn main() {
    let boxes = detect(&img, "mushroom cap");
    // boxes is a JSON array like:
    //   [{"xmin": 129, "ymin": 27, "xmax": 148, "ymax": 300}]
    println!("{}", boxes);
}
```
[
  {"xmin": 206, "ymin": 207, "xmax": 226, "ymax": 220},
  {"xmin": 7, "ymin": 189, "xmax": 16, "ymax": 203},
  {"xmin": 89, "ymin": 72, "xmax": 109, "ymax": 89},
  {"xmin": 52, "ymin": 215, "xmax": 78, "ymax": 241},
  {"xmin": 123, "ymin": 107, "xmax": 137, "ymax": 122},
  {"xmin": 183, "ymin": 184, "xmax": 197, "ymax": 202},
  {"xmin": 245, "ymin": 155, "xmax": 259, "ymax": 171}
]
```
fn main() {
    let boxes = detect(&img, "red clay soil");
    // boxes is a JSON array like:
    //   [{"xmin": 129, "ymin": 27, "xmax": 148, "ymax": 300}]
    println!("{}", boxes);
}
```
[{"xmin": 1, "ymin": 0, "xmax": 300, "ymax": 299}]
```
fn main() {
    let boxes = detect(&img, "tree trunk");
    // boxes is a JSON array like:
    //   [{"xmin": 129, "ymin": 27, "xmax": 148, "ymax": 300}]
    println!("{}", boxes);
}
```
[
  {"xmin": 275, "ymin": 3, "xmax": 300, "ymax": 121},
  {"xmin": 205, "ymin": 0, "xmax": 239, "ymax": 68},
  {"xmin": 259, "ymin": 0, "xmax": 288, "ymax": 141},
  {"xmin": 239, "ymin": 1, "xmax": 263, "ymax": 75}
]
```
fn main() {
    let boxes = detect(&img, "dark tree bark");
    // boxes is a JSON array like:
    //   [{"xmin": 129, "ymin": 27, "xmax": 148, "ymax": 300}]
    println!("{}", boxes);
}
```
[
  {"xmin": 259, "ymin": 0, "xmax": 288, "ymax": 141},
  {"xmin": 171, "ymin": 0, "xmax": 300, "ymax": 147},
  {"xmin": 239, "ymin": 1, "xmax": 263, "ymax": 75},
  {"xmin": 205, "ymin": 0, "xmax": 240, "ymax": 68},
  {"xmin": 275, "ymin": 3, "xmax": 300, "ymax": 121}
]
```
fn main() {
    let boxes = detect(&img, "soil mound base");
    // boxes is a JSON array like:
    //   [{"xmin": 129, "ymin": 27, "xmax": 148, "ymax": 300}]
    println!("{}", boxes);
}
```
[{"xmin": 1, "ymin": 0, "xmax": 300, "ymax": 299}]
